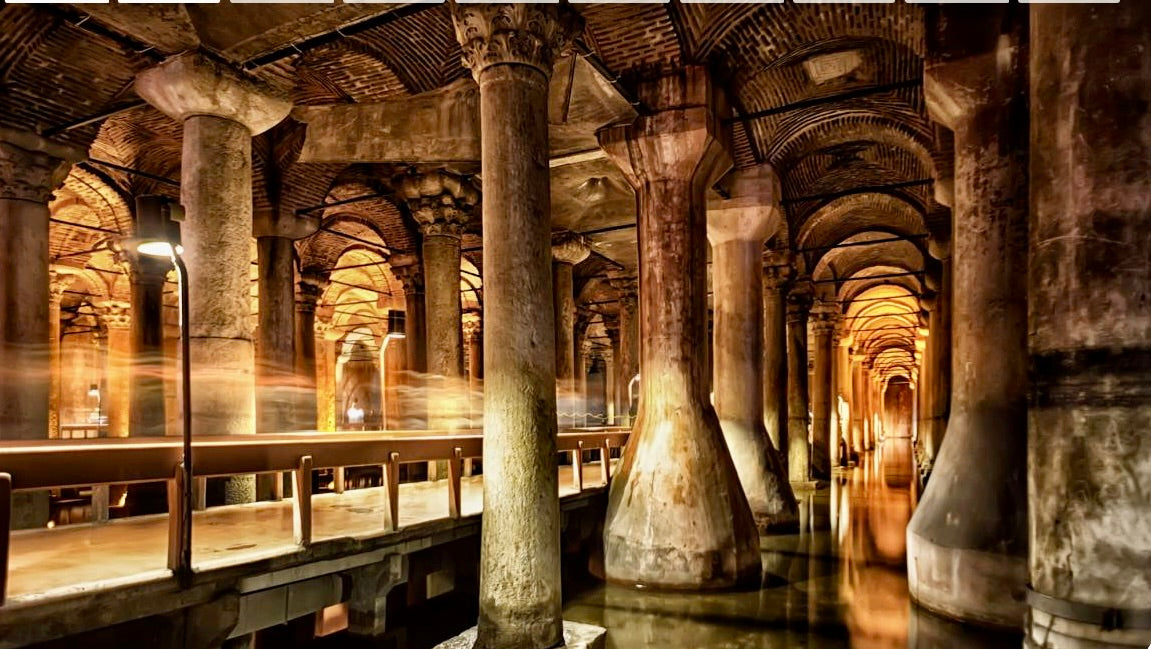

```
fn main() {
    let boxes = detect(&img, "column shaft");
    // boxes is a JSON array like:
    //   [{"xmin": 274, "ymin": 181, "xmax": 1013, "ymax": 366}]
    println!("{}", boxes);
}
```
[
  {"xmin": 423, "ymin": 233, "xmax": 463, "ymax": 429},
  {"xmin": 1028, "ymin": 5, "xmax": 1151, "ymax": 647},
  {"xmin": 130, "ymin": 258, "xmax": 167, "ymax": 436},
  {"xmin": 762, "ymin": 270, "xmax": 789, "ymax": 458},
  {"xmin": 850, "ymin": 358, "xmax": 865, "ymax": 454},
  {"xmin": 809, "ymin": 314, "xmax": 834, "ymax": 479},
  {"xmin": 256, "ymin": 236, "xmax": 296, "ymax": 436},
  {"xmin": 786, "ymin": 296, "xmax": 811, "ymax": 483}
]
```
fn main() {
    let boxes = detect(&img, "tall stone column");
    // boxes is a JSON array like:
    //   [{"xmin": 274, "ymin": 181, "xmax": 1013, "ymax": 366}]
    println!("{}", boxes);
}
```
[
  {"xmin": 0, "ymin": 134, "xmax": 74, "ymax": 446},
  {"xmin": 849, "ymin": 354, "xmax": 866, "ymax": 455},
  {"xmin": 314, "ymin": 318, "xmax": 338, "ymax": 432},
  {"xmin": 602, "ymin": 315, "xmax": 619, "ymax": 425},
  {"xmin": 906, "ymin": 7, "xmax": 1029, "ymax": 628},
  {"xmin": 926, "ymin": 235, "xmax": 953, "ymax": 464},
  {"xmin": 1028, "ymin": 5, "xmax": 1151, "ymax": 648},
  {"xmin": 255, "ymin": 210, "xmax": 316, "ymax": 438},
  {"xmin": 47, "ymin": 269, "xmax": 74, "ymax": 439},
  {"xmin": 463, "ymin": 313, "xmax": 483, "ymax": 429},
  {"xmin": 809, "ymin": 306, "xmax": 835, "ymax": 480},
  {"xmin": 552, "ymin": 232, "xmax": 590, "ymax": 428},
  {"xmin": 127, "ymin": 254, "xmax": 168, "ymax": 437},
  {"xmin": 598, "ymin": 66, "xmax": 759, "ymax": 589},
  {"xmin": 98, "ymin": 301, "xmax": 132, "ymax": 439},
  {"xmin": 834, "ymin": 334, "xmax": 851, "ymax": 464},
  {"xmin": 707, "ymin": 164, "xmax": 797, "ymax": 533},
  {"xmin": 762, "ymin": 252, "xmax": 791, "ymax": 462},
  {"xmin": 294, "ymin": 273, "xmax": 327, "ymax": 430},
  {"xmin": 399, "ymin": 170, "xmax": 477, "ymax": 431},
  {"xmin": 136, "ymin": 53, "xmax": 290, "ymax": 505},
  {"xmin": 390, "ymin": 255, "xmax": 426, "ymax": 428},
  {"xmin": 451, "ymin": 5, "xmax": 581, "ymax": 647},
  {"xmin": 573, "ymin": 309, "xmax": 592, "ymax": 427},
  {"xmin": 607, "ymin": 276, "xmax": 638, "ymax": 427},
  {"xmin": 786, "ymin": 282, "xmax": 813, "ymax": 483}
]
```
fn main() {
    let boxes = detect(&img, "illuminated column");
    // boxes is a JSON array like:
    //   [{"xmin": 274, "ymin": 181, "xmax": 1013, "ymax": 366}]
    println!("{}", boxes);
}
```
[
  {"xmin": 136, "ymin": 53, "xmax": 290, "ymax": 505},
  {"xmin": 552, "ymin": 232, "xmax": 590, "ymax": 428},
  {"xmin": 314, "ymin": 319, "xmax": 338, "ymax": 432},
  {"xmin": 294, "ymin": 273, "xmax": 328, "ymax": 429},
  {"xmin": 915, "ymin": 299, "xmax": 933, "ymax": 472},
  {"xmin": 762, "ymin": 251, "xmax": 791, "ymax": 462},
  {"xmin": 906, "ymin": 7, "xmax": 1029, "ymax": 628},
  {"xmin": 1028, "ymin": 5, "xmax": 1151, "ymax": 647},
  {"xmin": 390, "ymin": 254, "xmax": 426, "ymax": 428},
  {"xmin": 808, "ymin": 306, "xmax": 835, "ymax": 480},
  {"xmin": 573, "ymin": 309, "xmax": 592, "ymax": 426},
  {"xmin": 98, "ymin": 301, "xmax": 132, "ymax": 439},
  {"xmin": 834, "ymin": 333, "xmax": 852, "ymax": 464},
  {"xmin": 0, "ymin": 135, "xmax": 73, "ymax": 449},
  {"xmin": 926, "ymin": 234, "xmax": 952, "ymax": 465},
  {"xmin": 451, "ymin": 4, "xmax": 581, "ymax": 646},
  {"xmin": 47, "ymin": 269, "xmax": 74, "ymax": 439},
  {"xmin": 463, "ymin": 313, "xmax": 483, "ymax": 430},
  {"xmin": 707, "ymin": 164, "xmax": 797, "ymax": 533},
  {"xmin": 127, "ymin": 254, "xmax": 168, "ymax": 438},
  {"xmin": 602, "ymin": 314, "xmax": 619, "ymax": 425},
  {"xmin": 849, "ymin": 353, "xmax": 866, "ymax": 455},
  {"xmin": 598, "ymin": 66, "xmax": 759, "ymax": 588},
  {"xmin": 786, "ymin": 282, "xmax": 813, "ymax": 483},
  {"xmin": 255, "ymin": 210, "xmax": 316, "ymax": 438},
  {"xmin": 399, "ymin": 170, "xmax": 477, "ymax": 431},
  {"xmin": 607, "ymin": 276, "xmax": 638, "ymax": 427}
]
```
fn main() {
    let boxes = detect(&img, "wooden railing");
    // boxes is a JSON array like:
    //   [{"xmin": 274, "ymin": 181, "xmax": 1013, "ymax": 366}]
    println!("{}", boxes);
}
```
[{"xmin": 0, "ymin": 427, "xmax": 630, "ymax": 605}]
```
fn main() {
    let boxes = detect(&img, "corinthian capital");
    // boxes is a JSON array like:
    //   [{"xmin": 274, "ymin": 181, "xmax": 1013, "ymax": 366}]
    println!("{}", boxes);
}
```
[
  {"xmin": 0, "ymin": 141, "xmax": 71, "ymax": 203},
  {"xmin": 451, "ymin": 3, "xmax": 584, "ymax": 78},
  {"xmin": 397, "ymin": 169, "xmax": 478, "ymax": 238}
]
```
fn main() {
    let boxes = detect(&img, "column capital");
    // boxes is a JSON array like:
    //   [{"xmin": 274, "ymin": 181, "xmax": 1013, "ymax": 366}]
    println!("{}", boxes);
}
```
[
  {"xmin": 298, "ymin": 272, "xmax": 330, "ymax": 312},
  {"xmin": 786, "ymin": 279, "xmax": 814, "ymax": 316},
  {"xmin": 389, "ymin": 254, "xmax": 424, "ymax": 294},
  {"xmin": 763, "ymin": 256, "xmax": 795, "ymax": 290},
  {"xmin": 706, "ymin": 164, "xmax": 783, "ymax": 245},
  {"xmin": 606, "ymin": 272, "xmax": 638, "ymax": 299},
  {"xmin": 135, "ymin": 52, "xmax": 291, "ymax": 135},
  {"xmin": 253, "ymin": 208, "xmax": 319, "ymax": 240},
  {"xmin": 451, "ymin": 3, "xmax": 584, "ymax": 79},
  {"xmin": 314, "ymin": 317, "xmax": 341, "ymax": 342},
  {"xmin": 463, "ymin": 312, "xmax": 483, "ymax": 342},
  {"xmin": 598, "ymin": 67, "xmax": 732, "ymax": 190},
  {"xmin": 810, "ymin": 307, "xmax": 838, "ymax": 334},
  {"xmin": 551, "ymin": 230, "xmax": 591, "ymax": 265},
  {"xmin": 0, "ymin": 139, "xmax": 72, "ymax": 203},
  {"xmin": 48, "ymin": 268, "xmax": 77, "ymax": 302},
  {"xmin": 397, "ymin": 169, "xmax": 479, "ymax": 239},
  {"xmin": 97, "ymin": 300, "xmax": 132, "ymax": 330}
]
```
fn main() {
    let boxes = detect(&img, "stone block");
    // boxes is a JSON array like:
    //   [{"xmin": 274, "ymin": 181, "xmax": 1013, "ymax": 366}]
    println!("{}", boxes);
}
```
[{"xmin": 432, "ymin": 620, "xmax": 606, "ymax": 649}]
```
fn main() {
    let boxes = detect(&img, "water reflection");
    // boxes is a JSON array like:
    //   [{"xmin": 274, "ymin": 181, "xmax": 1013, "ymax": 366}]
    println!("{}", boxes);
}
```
[{"xmin": 563, "ymin": 437, "xmax": 1020, "ymax": 649}]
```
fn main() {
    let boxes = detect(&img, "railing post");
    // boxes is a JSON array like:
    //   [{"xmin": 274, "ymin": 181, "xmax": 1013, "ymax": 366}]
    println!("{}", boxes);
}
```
[
  {"xmin": 382, "ymin": 452, "xmax": 400, "ymax": 532},
  {"xmin": 193, "ymin": 476, "xmax": 207, "ymax": 511},
  {"xmin": 272, "ymin": 472, "xmax": 284, "ymax": 501},
  {"xmin": 166, "ymin": 462, "xmax": 191, "ymax": 580},
  {"xmin": 601, "ymin": 439, "xmax": 612, "ymax": 486},
  {"xmin": 448, "ymin": 448, "xmax": 463, "ymax": 519},
  {"xmin": 292, "ymin": 456, "xmax": 314, "ymax": 547},
  {"xmin": 334, "ymin": 466, "xmax": 346, "ymax": 494},
  {"xmin": 573, "ymin": 441, "xmax": 584, "ymax": 493},
  {"xmin": 0, "ymin": 472, "xmax": 11, "ymax": 606}
]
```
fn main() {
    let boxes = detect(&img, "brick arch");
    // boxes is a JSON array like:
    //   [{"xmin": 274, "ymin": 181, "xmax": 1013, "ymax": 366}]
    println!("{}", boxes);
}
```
[
  {"xmin": 298, "ymin": 214, "xmax": 390, "ymax": 275},
  {"xmin": 769, "ymin": 112, "xmax": 935, "ymax": 178},
  {"xmin": 795, "ymin": 193, "xmax": 927, "ymax": 272},
  {"xmin": 836, "ymin": 265, "xmax": 923, "ymax": 306},
  {"xmin": 812, "ymin": 235, "xmax": 924, "ymax": 288}
]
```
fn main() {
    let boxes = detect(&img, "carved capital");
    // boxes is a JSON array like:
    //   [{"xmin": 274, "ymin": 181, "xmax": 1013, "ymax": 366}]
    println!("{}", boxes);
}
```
[
  {"xmin": 552, "ymin": 230, "xmax": 591, "ymax": 265},
  {"xmin": 398, "ymin": 169, "xmax": 479, "ymax": 239},
  {"xmin": 451, "ymin": 3, "xmax": 584, "ymax": 78},
  {"xmin": 810, "ymin": 307, "xmax": 838, "ymax": 335},
  {"xmin": 298, "ymin": 273, "xmax": 330, "ymax": 312},
  {"xmin": 463, "ymin": 312, "xmax": 483, "ymax": 342},
  {"xmin": 763, "ymin": 261, "xmax": 794, "ymax": 290},
  {"xmin": 389, "ymin": 254, "xmax": 424, "ymax": 294},
  {"xmin": 0, "ymin": 141, "xmax": 71, "ymax": 203},
  {"xmin": 97, "ymin": 300, "xmax": 132, "ymax": 330},
  {"xmin": 48, "ymin": 269, "xmax": 76, "ymax": 303}
]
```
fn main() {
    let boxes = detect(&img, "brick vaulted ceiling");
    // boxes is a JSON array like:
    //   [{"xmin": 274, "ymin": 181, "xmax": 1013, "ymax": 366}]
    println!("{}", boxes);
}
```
[{"xmin": 2, "ymin": 2, "xmax": 945, "ymax": 347}]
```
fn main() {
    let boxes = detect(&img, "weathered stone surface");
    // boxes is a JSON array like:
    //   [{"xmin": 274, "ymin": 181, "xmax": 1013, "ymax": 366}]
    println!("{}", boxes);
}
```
[
  {"xmin": 432, "ymin": 620, "xmax": 606, "ymax": 649},
  {"xmin": 707, "ymin": 165, "xmax": 797, "ymax": 534},
  {"xmin": 762, "ymin": 251, "xmax": 792, "ymax": 462},
  {"xmin": 907, "ymin": 7, "xmax": 1029, "ymax": 629},
  {"xmin": 1027, "ymin": 5, "xmax": 1151, "ymax": 648},
  {"xmin": 786, "ymin": 281, "xmax": 813, "ymax": 483},
  {"xmin": 598, "ymin": 67, "xmax": 759, "ymax": 590},
  {"xmin": 135, "ymin": 52, "xmax": 290, "ymax": 136},
  {"xmin": 809, "ymin": 306, "xmax": 836, "ymax": 481}
]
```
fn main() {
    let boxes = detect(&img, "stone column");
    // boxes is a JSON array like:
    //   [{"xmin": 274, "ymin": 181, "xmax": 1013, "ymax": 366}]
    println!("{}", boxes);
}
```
[
  {"xmin": 598, "ymin": 66, "xmax": 759, "ymax": 589},
  {"xmin": 255, "ymin": 210, "xmax": 316, "ymax": 438},
  {"xmin": 98, "ymin": 301, "xmax": 132, "ymax": 439},
  {"xmin": 573, "ymin": 309, "xmax": 592, "ymax": 427},
  {"xmin": 552, "ymin": 232, "xmax": 590, "ymax": 428},
  {"xmin": 926, "ymin": 235, "xmax": 953, "ymax": 465},
  {"xmin": 398, "ymin": 170, "xmax": 477, "ymax": 431},
  {"xmin": 906, "ymin": 7, "xmax": 1029, "ymax": 628},
  {"xmin": 809, "ymin": 306, "xmax": 835, "ymax": 480},
  {"xmin": 463, "ymin": 313, "xmax": 483, "ymax": 430},
  {"xmin": 314, "ymin": 319, "xmax": 338, "ymax": 432},
  {"xmin": 762, "ymin": 252, "xmax": 791, "ymax": 462},
  {"xmin": 47, "ymin": 269, "xmax": 74, "ymax": 439},
  {"xmin": 136, "ymin": 53, "xmax": 290, "ymax": 505},
  {"xmin": 451, "ymin": 5, "xmax": 581, "ymax": 647},
  {"xmin": 127, "ymin": 254, "xmax": 168, "ymax": 437},
  {"xmin": 389, "ymin": 255, "xmax": 426, "ymax": 428},
  {"xmin": 294, "ymin": 273, "xmax": 327, "ymax": 430},
  {"xmin": 607, "ymin": 276, "xmax": 638, "ymax": 427},
  {"xmin": 0, "ymin": 134, "xmax": 74, "ymax": 446},
  {"xmin": 707, "ymin": 164, "xmax": 797, "ymax": 533},
  {"xmin": 602, "ymin": 319, "xmax": 618, "ymax": 425},
  {"xmin": 834, "ymin": 334, "xmax": 852, "ymax": 464},
  {"xmin": 1028, "ymin": 5, "xmax": 1151, "ymax": 647},
  {"xmin": 849, "ymin": 354, "xmax": 866, "ymax": 455},
  {"xmin": 786, "ymin": 282, "xmax": 813, "ymax": 484},
  {"xmin": 914, "ymin": 298, "xmax": 933, "ymax": 474}
]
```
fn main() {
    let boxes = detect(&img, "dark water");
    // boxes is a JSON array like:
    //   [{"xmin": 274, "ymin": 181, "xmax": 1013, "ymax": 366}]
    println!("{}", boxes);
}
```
[{"xmin": 313, "ymin": 438, "xmax": 1020, "ymax": 649}]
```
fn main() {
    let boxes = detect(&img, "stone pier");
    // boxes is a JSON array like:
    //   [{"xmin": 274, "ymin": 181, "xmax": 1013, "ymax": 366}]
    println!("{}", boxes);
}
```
[
  {"xmin": 390, "ymin": 254, "xmax": 427, "ymax": 429},
  {"xmin": 450, "ymin": 4, "xmax": 583, "ymax": 648},
  {"xmin": 906, "ymin": 6, "xmax": 1029, "ymax": 629},
  {"xmin": 552, "ymin": 231, "xmax": 590, "ymax": 428},
  {"xmin": 809, "ymin": 306, "xmax": 835, "ymax": 480},
  {"xmin": 598, "ymin": 66, "xmax": 760, "ymax": 589},
  {"xmin": 762, "ymin": 251, "xmax": 791, "ymax": 461},
  {"xmin": 294, "ymin": 273, "xmax": 327, "ymax": 430},
  {"xmin": 707, "ymin": 164, "xmax": 797, "ymax": 533},
  {"xmin": 786, "ymin": 281, "xmax": 813, "ymax": 484},
  {"xmin": 128, "ymin": 197, "xmax": 170, "ymax": 438},
  {"xmin": 1028, "ymin": 4, "xmax": 1151, "ymax": 648},
  {"xmin": 136, "ymin": 52, "xmax": 291, "ymax": 504}
]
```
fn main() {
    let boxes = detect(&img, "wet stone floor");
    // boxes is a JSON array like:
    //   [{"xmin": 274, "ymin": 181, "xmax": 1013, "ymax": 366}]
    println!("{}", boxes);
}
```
[{"xmin": 323, "ymin": 438, "xmax": 1023, "ymax": 649}]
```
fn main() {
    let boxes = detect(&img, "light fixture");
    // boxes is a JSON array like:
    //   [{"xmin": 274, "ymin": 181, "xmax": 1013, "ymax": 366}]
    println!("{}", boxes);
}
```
[{"xmin": 133, "ymin": 236, "xmax": 193, "ymax": 585}]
